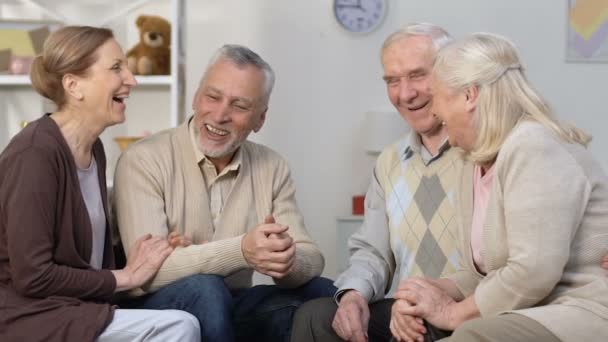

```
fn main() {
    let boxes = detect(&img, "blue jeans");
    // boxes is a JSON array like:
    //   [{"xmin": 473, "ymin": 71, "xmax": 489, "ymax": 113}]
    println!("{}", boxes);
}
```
[{"xmin": 118, "ymin": 274, "xmax": 337, "ymax": 342}]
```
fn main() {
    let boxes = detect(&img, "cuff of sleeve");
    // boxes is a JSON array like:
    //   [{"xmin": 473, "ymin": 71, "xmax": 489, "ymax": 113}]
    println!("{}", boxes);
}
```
[
  {"xmin": 336, "ymin": 278, "xmax": 373, "ymax": 303},
  {"xmin": 210, "ymin": 235, "xmax": 250, "ymax": 271},
  {"xmin": 473, "ymin": 276, "xmax": 530, "ymax": 317}
]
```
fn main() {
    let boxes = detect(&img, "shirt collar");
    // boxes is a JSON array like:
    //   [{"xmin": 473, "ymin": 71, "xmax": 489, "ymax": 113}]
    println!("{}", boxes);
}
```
[{"xmin": 401, "ymin": 132, "xmax": 451, "ymax": 162}]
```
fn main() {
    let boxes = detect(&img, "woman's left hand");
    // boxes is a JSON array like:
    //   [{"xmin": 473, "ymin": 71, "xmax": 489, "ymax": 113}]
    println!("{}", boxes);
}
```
[{"xmin": 393, "ymin": 277, "xmax": 456, "ymax": 330}]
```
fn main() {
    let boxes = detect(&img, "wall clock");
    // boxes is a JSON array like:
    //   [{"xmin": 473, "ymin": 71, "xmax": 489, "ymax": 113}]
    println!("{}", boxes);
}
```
[{"xmin": 333, "ymin": 0, "xmax": 388, "ymax": 34}]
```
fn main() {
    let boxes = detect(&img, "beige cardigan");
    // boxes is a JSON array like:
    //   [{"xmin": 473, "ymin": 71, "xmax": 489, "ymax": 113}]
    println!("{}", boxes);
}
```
[
  {"xmin": 113, "ymin": 119, "xmax": 324, "ymax": 293},
  {"xmin": 448, "ymin": 120, "xmax": 608, "ymax": 341}
]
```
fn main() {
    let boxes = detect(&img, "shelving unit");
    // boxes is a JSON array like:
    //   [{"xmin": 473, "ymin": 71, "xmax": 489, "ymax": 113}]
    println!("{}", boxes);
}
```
[{"xmin": 0, "ymin": 0, "xmax": 186, "ymax": 179}]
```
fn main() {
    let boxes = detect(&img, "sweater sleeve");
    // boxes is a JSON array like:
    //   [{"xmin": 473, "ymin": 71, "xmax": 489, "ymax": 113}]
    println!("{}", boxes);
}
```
[
  {"xmin": 113, "ymin": 146, "xmax": 249, "ymax": 293},
  {"xmin": 474, "ymin": 132, "xmax": 590, "ymax": 316},
  {"xmin": 270, "ymin": 157, "xmax": 325, "ymax": 288},
  {"xmin": 333, "ymin": 167, "xmax": 396, "ymax": 303},
  {"xmin": 3, "ymin": 147, "xmax": 116, "ymax": 300}
]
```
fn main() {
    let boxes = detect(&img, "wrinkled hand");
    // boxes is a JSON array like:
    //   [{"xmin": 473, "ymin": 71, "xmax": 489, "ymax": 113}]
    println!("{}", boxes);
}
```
[
  {"xmin": 393, "ymin": 277, "xmax": 456, "ymax": 330},
  {"xmin": 602, "ymin": 256, "xmax": 608, "ymax": 270},
  {"xmin": 241, "ymin": 215, "xmax": 295, "ymax": 278},
  {"xmin": 390, "ymin": 298, "xmax": 426, "ymax": 342},
  {"xmin": 124, "ymin": 234, "xmax": 173, "ymax": 289},
  {"xmin": 332, "ymin": 290, "xmax": 369, "ymax": 342}
]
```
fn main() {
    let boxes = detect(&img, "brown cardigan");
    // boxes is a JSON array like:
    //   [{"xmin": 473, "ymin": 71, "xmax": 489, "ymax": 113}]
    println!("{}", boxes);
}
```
[{"xmin": 0, "ymin": 115, "xmax": 117, "ymax": 342}]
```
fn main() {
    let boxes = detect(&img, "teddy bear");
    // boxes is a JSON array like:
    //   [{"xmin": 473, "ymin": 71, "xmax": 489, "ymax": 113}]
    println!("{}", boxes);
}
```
[{"xmin": 127, "ymin": 15, "xmax": 171, "ymax": 75}]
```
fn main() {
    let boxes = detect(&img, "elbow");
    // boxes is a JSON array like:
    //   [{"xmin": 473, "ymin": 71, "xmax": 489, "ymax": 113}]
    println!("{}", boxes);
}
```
[
  {"xmin": 521, "ymin": 272, "xmax": 562, "ymax": 304},
  {"xmin": 512, "ymin": 262, "xmax": 563, "ymax": 302},
  {"xmin": 13, "ymin": 273, "xmax": 50, "ymax": 298},
  {"xmin": 313, "ymin": 252, "xmax": 325, "ymax": 277}
]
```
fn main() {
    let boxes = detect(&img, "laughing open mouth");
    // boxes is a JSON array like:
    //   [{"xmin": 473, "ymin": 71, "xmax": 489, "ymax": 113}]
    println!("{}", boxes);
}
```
[
  {"xmin": 205, "ymin": 124, "xmax": 229, "ymax": 136},
  {"xmin": 408, "ymin": 101, "xmax": 429, "ymax": 111},
  {"xmin": 112, "ymin": 95, "xmax": 128, "ymax": 104}
]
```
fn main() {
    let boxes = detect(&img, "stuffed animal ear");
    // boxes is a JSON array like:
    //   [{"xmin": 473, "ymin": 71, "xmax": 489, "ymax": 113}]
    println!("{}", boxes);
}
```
[{"xmin": 136, "ymin": 15, "xmax": 149, "ymax": 28}]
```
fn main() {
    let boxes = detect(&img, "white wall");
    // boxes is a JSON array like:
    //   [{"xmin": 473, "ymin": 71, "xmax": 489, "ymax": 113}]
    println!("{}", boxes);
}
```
[{"xmin": 185, "ymin": 0, "xmax": 608, "ymax": 278}]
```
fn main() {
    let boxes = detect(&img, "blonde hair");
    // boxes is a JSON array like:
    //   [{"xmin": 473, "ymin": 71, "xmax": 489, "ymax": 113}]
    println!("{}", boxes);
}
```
[
  {"xmin": 434, "ymin": 33, "xmax": 591, "ymax": 164},
  {"xmin": 30, "ymin": 26, "xmax": 114, "ymax": 109}
]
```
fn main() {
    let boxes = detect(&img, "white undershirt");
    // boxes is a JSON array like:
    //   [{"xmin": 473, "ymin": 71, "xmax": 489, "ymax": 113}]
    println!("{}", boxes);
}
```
[{"xmin": 77, "ymin": 158, "xmax": 106, "ymax": 270}]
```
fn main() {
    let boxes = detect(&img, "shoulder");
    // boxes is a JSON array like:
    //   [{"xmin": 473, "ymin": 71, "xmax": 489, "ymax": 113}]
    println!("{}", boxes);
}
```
[
  {"xmin": 118, "ymin": 127, "xmax": 180, "ymax": 167},
  {"xmin": 376, "ymin": 133, "xmax": 410, "ymax": 174},
  {"xmin": 1, "ymin": 117, "xmax": 65, "ymax": 165},
  {"xmin": 242, "ymin": 140, "xmax": 288, "ymax": 168},
  {"xmin": 499, "ymin": 120, "xmax": 578, "ymax": 164},
  {"xmin": 496, "ymin": 120, "xmax": 596, "ymax": 183}
]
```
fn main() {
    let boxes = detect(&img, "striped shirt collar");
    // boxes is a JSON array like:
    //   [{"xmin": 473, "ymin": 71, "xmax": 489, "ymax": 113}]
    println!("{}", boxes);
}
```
[{"xmin": 400, "ymin": 132, "xmax": 451, "ymax": 164}]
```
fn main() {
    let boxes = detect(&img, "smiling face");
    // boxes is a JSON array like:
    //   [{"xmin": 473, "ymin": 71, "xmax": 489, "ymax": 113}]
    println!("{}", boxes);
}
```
[
  {"xmin": 74, "ymin": 38, "xmax": 137, "ymax": 128},
  {"xmin": 429, "ymin": 74, "xmax": 477, "ymax": 151},
  {"xmin": 191, "ymin": 59, "xmax": 267, "ymax": 166},
  {"xmin": 381, "ymin": 35, "xmax": 443, "ymax": 136}
]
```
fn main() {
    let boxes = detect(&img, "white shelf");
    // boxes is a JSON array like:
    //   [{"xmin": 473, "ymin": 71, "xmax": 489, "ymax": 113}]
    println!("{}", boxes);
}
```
[
  {"xmin": 0, "ymin": 75, "xmax": 31, "ymax": 86},
  {"xmin": 135, "ymin": 75, "xmax": 172, "ymax": 85},
  {"xmin": 0, "ymin": 75, "xmax": 173, "ymax": 86},
  {"xmin": 337, "ymin": 215, "xmax": 365, "ymax": 221}
]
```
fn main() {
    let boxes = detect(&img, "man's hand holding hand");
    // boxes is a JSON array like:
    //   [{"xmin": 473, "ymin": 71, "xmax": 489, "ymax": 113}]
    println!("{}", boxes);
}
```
[{"xmin": 242, "ymin": 215, "xmax": 295, "ymax": 278}]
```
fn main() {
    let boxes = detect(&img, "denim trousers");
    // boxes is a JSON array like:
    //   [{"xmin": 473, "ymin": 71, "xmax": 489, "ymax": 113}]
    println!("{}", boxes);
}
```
[{"xmin": 117, "ymin": 274, "xmax": 337, "ymax": 342}]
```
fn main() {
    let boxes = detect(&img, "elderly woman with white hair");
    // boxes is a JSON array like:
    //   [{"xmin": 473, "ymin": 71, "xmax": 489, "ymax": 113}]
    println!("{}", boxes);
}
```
[{"xmin": 389, "ymin": 33, "xmax": 608, "ymax": 342}]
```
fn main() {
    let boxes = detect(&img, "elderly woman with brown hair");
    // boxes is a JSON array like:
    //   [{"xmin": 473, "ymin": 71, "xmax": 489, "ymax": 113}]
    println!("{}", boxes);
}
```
[
  {"xmin": 0, "ymin": 26, "xmax": 199, "ymax": 342},
  {"xmin": 389, "ymin": 33, "xmax": 608, "ymax": 342}
]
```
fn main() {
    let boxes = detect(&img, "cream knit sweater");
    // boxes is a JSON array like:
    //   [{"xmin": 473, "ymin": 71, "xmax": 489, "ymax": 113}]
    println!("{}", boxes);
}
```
[
  {"xmin": 113, "ymin": 120, "xmax": 324, "ymax": 293},
  {"xmin": 448, "ymin": 120, "xmax": 608, "ymax": 342}
]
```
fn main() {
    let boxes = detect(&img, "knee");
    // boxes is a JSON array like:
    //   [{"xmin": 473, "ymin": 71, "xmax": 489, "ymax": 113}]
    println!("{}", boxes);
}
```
[
  {"xmin": 158, "ymin": 310, "xmax": 201, "ymax": 341},
  {"xmin": 293, "ymin": 297, "xmax": 337, "ymax": 329},
  {"xmin": 297, "ymin": 277, "xmax": 337, "ymax": 300},
  {"xmin": 165, "ymin": 274, "xmax": 233, "ymax": 326},
  {"xmin": 179, "ymin": 274, "xmax": 231, "ymax": 304},
  {"xmin": 176, "ymin": 311, "xmax": 201, "ymax": 341}
]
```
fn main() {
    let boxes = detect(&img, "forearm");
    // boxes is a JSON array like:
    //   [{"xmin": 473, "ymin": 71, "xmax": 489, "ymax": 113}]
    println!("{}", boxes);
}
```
[
  {"xmin": 435, "ymin": 278, "xmax": 465, "ymax": 301},
  {"xmin": 274, "ymin": 244, "xmax": 324, "ymax": 288},
  {"xmin": 333, "ymin": 167, "xmax": 394, "ymax": 302},
  {"xmin": 143, "ymin": 236, "xmax": 249, "ymax": 293},
  {"xmin": 448, "ymin": 295, "xmax": 480, "ymax": 330},
  {"xmin": 13, "ymin": 263, "xmax": 116, "ymax": 300}
]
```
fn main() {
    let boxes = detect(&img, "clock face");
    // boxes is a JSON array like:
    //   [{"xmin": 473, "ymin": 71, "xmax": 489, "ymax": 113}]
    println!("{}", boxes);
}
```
[{"xmin": 334, "ymin": 0, "xmax": 388, "ymax": 34}]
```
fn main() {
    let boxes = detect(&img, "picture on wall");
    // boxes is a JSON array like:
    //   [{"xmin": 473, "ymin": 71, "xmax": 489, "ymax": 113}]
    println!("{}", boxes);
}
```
[{"xmin": 567, "ymin": 0, "xmax": 608, "ymax": 62}]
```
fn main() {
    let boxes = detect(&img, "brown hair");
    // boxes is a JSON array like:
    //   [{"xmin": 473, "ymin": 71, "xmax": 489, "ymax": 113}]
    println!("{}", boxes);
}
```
[{"xmin": 30, "ymin": 26, "xmax": 114, "ymax": 109}]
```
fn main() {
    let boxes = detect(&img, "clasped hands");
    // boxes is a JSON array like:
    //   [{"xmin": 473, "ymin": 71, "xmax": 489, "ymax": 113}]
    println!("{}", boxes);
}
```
[
  {"xmin": 390, "ymin": 277, "xmax": 456, "ymax": 342},
  {"xmin": 241, "ymin": 215, "xmax": 296, "ymax": 279}
]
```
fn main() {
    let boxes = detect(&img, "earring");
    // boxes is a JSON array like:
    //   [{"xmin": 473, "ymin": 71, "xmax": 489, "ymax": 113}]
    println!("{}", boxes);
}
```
[{"xmin": 441, "ymin": 121, "xmax": 446, "ymax": 126}]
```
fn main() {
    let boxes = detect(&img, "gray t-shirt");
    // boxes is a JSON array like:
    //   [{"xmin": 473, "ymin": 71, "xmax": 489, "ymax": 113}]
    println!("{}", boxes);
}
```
[{"xmin": 77, "ymin": 158, "xmax": 106, "ymax": 270}]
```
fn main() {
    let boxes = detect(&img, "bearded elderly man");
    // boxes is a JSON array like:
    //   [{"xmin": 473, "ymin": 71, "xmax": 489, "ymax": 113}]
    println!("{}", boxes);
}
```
[{"xmin": 113, "ymin": 44, "xmax": 335, "ymax": 342}]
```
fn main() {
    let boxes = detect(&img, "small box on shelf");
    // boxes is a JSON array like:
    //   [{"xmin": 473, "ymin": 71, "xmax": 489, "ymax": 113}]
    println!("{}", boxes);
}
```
[
  {"xmin": 352, "ymin": 195, "xmax": 365, "ymax": 216},
  {"xmin": 0, "ymin": 49, "xmax": 10, "ymax": 73},
  {"xmin": 0, "ymin": 19, "xmax": 62, "ymax": 75}
]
